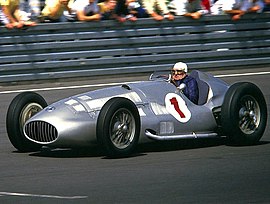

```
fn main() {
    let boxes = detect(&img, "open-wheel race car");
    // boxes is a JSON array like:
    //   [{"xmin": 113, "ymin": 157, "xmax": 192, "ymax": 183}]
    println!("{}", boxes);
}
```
[{"xmin": 6, "ymin": 70, "xmax": 268, "ymax": 157}]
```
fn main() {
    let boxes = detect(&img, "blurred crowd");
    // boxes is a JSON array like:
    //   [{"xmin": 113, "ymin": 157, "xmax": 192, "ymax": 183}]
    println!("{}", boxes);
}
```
[{"xmin": 1, "ymin": 0, "xmax": 270, "ymax": 29}]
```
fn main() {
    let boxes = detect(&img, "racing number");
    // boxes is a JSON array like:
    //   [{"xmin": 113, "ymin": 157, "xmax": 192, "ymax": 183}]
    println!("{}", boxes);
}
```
[
  {"xmin": 170, "ymin": 97, "xmax": 185, "ymax": 118},
  {"xmin": 165, "ymin": 93, "xmax": 191, "ymax": 123}
]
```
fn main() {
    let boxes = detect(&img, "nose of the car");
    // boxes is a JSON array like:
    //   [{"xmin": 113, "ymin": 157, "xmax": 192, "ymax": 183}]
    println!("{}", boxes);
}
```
[{"xmin": 23, "ymin": 100, "xmax": 97, "ymax": 146}]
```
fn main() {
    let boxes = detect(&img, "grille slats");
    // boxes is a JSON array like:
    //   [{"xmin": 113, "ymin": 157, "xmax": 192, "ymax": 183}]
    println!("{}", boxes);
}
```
[{"xmin": 25, "ymin": 121, "xmax": 58, "ymax": 143}]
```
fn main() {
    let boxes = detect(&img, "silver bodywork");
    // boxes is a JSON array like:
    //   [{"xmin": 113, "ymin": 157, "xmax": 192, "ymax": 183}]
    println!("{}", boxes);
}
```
[{"xmin": 23, "ymin": 71, "xmax": 229, "ymax": 148}]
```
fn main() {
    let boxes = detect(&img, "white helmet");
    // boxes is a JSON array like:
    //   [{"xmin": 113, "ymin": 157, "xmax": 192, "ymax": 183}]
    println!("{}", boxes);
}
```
[{"xmin": 172, "ymin": 62, "xmax": 188, "ymax": 73}]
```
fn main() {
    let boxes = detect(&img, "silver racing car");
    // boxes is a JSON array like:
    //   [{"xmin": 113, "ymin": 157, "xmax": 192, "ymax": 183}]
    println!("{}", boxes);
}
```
[{"xmin": 6, "ymin": 70, "xmax": 268, "ymax": 157}]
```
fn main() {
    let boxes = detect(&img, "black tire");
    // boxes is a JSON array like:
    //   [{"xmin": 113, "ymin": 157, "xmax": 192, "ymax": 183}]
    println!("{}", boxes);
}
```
[
  {"xmin": 97, "ymin": 97, "xmax": 141, "ymax": 157},
  {"xmin": 6, "ymin": 92, "xmax": 47, "ymax": 152},
  {"xmin": 221, "ymin": 82, "xmax": 267, "ymax": 145}
]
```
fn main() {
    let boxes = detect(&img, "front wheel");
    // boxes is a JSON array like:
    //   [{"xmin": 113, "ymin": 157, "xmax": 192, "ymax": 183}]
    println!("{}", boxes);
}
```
[
  {"xmin": 97, "ymin": 97, "xmax": 141, "ymax": 157},
  {"xmin": 221, "ymin": 82, "xmax": 267, "ymax": 145},
  {"xmin": 6, "ymin": 92, "xmax": 47, "ymax": 152}
]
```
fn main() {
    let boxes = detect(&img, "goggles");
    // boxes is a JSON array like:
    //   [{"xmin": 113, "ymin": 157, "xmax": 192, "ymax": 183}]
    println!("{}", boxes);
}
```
[{"xmin": 171, "ymin": 70, "xmax": 185, "ymax": 75}]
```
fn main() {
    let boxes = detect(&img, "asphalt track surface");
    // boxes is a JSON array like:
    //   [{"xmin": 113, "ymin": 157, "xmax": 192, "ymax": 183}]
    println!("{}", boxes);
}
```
[{"xmin": 0, "ymin": 67, "xmax": 269, "ymax": 204}]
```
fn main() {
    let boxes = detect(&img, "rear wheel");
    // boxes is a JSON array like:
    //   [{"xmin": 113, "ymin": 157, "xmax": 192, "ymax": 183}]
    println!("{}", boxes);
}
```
[
  {"xmin": 221, "ymin": 82, "xmax": 267, "ymax": 145},
  {"xmin": 6, "ymin": 92, "xmax": 47, "ymax": 152},
  {"xmin": 97, "ymin": 97, "xmax": 141, "ymax": 157}
]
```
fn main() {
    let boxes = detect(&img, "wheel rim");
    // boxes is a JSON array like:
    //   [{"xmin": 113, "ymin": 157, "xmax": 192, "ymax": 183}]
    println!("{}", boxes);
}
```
[
  {"xmin": 19, "ymin": 103, "xmax": 43, "ymax": 129},
  {"xmin": 238, "ymin": 95, "xmax": 260, "ymax": 134},
  {"xmin": 109, "ymin": 108, "xmax": 136, "ymax": 149}
]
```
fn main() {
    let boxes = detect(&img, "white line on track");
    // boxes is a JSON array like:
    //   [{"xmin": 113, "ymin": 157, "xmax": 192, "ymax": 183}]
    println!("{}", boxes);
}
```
[
  {"xmin": 0, "ymin": 71, "xmax": 269, "ymax": 95},
  {"xmin": 0, "ymin": 81, "xmax": 130, "ymax": 94},
  {"xmin": 0, "ymin": 191, "xmax": 87, "ymax": 199},
  {"xmin": 215, "ymin": 71, "xmax": 270, "ymax": 78}
]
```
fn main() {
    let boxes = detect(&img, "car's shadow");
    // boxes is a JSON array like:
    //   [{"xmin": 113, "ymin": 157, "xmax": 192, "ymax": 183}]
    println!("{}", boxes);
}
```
[
  {"xmin": 27, "ymin": 139, "xmax": 270, "ymax": 159},
  {"xmin": 28, "ymin": 146, "xmax": 104, "ymax": 158},
  {"xmin": 138, "ymin": 138, "xmax": 225, "ymax": 153}
]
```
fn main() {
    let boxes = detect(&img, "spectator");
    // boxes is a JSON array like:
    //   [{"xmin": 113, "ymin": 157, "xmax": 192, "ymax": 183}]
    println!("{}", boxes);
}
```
[
  {"xmin": 19, "ymin": 0, "xmax": 41, "ymax": 21},
  {"xmin": 114, "ymin": 0, "xmax": 148, "ymax": 22},
  {"xmin": 201, "ymin": 0, "xmax": 211, "ymax": 12},
  {"xmin": 71, "ymin": 0, "xmax": 101, "ymax": 21},
  {"xmin": 249, "ymin": 0, "xmax": 266, "ymax": 12},
  {"xmin": 142, "ymin": 0, "xmax": 174, "ymax": 21},
  {"xmin": 224, "ymin": 0, "xmax": 264, "ymax": 20},
  {"xmin": 29, "ymin": 0, "xmax": 41, "ymax": 20},
  {"xmin": 39, "ymin": 0, "xmax": 74, "ymax": 22},
  {"xmin": 262, "ymin": 0, "xmax": 270, "ymax": 11},
  {"xmin": 98, "ymin": 0, "xmax": 117, "ymax": 20},
  {"xmin": 168, "ymin": 0, "xmax": 209, "ymax": 19},
  {"xmin": 126, "ymin": 0, "xmax": 148, "ymax": 18},
  {"xmin": 211, "ymin": 0, "xmax": 235, "ymax": 15},
  {"xmin": 0, "ymin": 0, "xmax": 36, "ymax": 29},
  {"xmin": 114, "ymin": 0, "xmax": 137, "ymax": 22}
]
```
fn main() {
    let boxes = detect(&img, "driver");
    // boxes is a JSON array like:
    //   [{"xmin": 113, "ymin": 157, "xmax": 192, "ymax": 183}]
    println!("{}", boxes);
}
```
[{"xmin": 170, "ymin": 62, "xmax": 199, "ymax": 104}]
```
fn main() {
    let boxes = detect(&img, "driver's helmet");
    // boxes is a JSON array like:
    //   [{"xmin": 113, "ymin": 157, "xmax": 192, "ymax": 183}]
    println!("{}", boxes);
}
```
[{"xmin": 172, "ymin": 62, "xmax": 188, "ymax": 73}]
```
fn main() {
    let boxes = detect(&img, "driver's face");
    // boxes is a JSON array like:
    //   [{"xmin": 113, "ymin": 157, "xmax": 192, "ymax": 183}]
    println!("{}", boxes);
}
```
[{"xmin": 171, "ymin": 69, "xmax": 186, "ymax": 80}]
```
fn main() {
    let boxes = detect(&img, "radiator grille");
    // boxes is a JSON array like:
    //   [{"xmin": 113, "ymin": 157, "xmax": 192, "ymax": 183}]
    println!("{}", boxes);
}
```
[{"xmin": 25, "ymin": 121, "xmax": 58, "ymax": 143}]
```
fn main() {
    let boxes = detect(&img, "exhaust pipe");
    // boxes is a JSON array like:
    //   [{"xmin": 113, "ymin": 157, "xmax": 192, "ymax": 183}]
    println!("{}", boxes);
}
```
[{"xmin": 145, "ymin": 130, "xmax": 218, "ymax": 141}]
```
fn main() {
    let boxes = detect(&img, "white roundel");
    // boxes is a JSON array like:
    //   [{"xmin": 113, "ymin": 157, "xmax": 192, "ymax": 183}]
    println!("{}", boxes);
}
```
[{"xmin": 165, "ymin": 93, "xmax": 191, "ymax": 123}]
